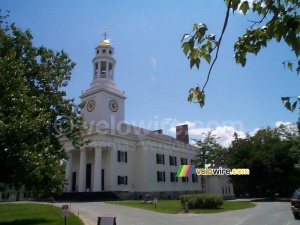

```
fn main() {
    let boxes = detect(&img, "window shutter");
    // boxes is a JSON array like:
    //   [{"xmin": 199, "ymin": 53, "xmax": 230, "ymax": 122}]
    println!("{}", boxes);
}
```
[
  {"xmin": 157, "ymin": 171, "xmax": 160, "ymax": 182},
  {"xmin": 156, "ymin": 154, "xmax": 159, "ymax": 164},
  {"xmin": 175, "ymin": 157, "xmax": 177, "ymax": 166},
  {"xmin": 118, "ymin": 151, "xmax": 120, "ymax": 162},
  {"xmin": 117, "ymin": 176, "xmax": 120, "ymax": 185},
  {"xmin": 125, "ymin": 152, "xmax": 127, "ymax": 163},
  {"xmin": 162, "ymin": 155, "xmax": 165, "ymax": 164},
  {"xmin": 169, "ymin": 156, "xmax": 172, "ymax": 165},
  {"xmin": 163, "ymin": 172, "xmax": 165, "ymax": 182},
  {"xmin": 125, "ymin": 176, "xmax": 128, "ymax": 185}
]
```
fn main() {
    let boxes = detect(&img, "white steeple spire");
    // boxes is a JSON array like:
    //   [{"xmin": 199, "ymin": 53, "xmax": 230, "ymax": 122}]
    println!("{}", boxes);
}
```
[
  {"xmin": 91, "ymin": 28, "xmax": 116, "ymax": 90},
  {"xmin": 80, "ymin": 29, "xmax": 126, "ymax": 130}
]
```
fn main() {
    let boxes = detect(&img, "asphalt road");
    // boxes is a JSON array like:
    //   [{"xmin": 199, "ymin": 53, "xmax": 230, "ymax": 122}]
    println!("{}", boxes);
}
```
[{"xmin": 54, "ymin": 201, "xmax": 298, "ymax": 225}]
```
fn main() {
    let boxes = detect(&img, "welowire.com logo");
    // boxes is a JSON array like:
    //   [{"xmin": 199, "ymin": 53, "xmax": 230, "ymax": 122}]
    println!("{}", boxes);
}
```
[{"xmin": 176, "ymin": 165, "xmax": 250, "ymax": 177}]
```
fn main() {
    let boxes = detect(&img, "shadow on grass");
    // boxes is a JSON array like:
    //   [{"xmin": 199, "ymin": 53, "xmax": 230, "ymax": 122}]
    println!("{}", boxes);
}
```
[{"xmin": 0, "ymin": 218, "xmax": 54, "ymax": 225}]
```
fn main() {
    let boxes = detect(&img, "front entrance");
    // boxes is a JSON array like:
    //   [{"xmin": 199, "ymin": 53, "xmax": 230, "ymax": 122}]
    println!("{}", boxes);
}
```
[
  {"xmin": 101, "ymin": 169, "xmax": 104, "ymax": 191},
  {"xmin": 86, "ymin": 163, "xmax": 91, "ymax": 191},
  {"xmin": 72, "ymin": 172, "xmax": 76, "ymax": 191}
]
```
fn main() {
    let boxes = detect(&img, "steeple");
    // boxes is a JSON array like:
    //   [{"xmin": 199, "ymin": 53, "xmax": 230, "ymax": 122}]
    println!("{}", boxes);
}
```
[
  {"xmin": 80, "ymin": 29, "xmax": 126, "ymax": 130},
  {"xmin": 91, "ymin": 28, "xmax": 116, "ymax": 90}
]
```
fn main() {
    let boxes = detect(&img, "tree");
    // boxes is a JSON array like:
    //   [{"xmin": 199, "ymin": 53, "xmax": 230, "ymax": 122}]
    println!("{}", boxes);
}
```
[
  {"xmin": 193, "ymin": 131, "xmax": 227, "ymax": 191},
  {"xmin": 182, "ymin": 0, "xmax": 300, "ymax": 107},
  {"xmin": 227, "ymin": 125, "xmax": 300, "ymax": 198},
  {"xmin": 0, "ymin": 14, "xmax": 88, "ymax": 196}
]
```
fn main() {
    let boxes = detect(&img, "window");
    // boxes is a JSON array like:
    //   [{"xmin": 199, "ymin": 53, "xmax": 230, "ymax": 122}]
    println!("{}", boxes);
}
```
[
  {"xmin": 170, "ymin": 172, "xmax": 178, "ymax": 182},
  {"xmin": 181, "ymin": 158, "xmax": 187, "ymax": 165},
  {"xmin": 108, "ymin": 63, "xmax": 113, "ymax": 77},
  {"xmin": 100, "ymin": 61, "xmax": 106, "ymax": 77},
  {"xmin": 169, "ymin": 156, "xmax": 177, "ymax": 166},
  {"xmin": 86, "ymin": 163, "xmax": 92, "ymax": 190},
  {"xmin": 97, "ymin": 50, "xmax": 99, "ymax": 54},
  {"xmin": 102, "ymin": 49, "xmax": 106, "ymax": 53},
  {"xmin": 156, "ymin": 154, "xmax": 165, "ymax": 164},
  {"xmin": 182, "ymin": 177, "xmax": 189, "ymax": 183},
  {"xmin": 109, "ymin": 50, "xmax": 112, "ymax": 54},
  {"xmin": 94, "ymin": 63, "xmax": 98, "ymax": 76},
  {"xmin": 192, "ymin": 174, "xmax": 198, "ymax": 183},
  {"xmin": 157, "ymin": 171, "xmax": 166, "ymax": 182},
  {"xmin": 117, "ymin": 176, "xmax": 128, "ymax": 185},
  {"xmin": 118, "ymin": 151, "xmax": 127, "ymax": 163}
]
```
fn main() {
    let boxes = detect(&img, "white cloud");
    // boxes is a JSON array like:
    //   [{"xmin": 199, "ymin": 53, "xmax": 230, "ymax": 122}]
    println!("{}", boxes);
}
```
[
  {"xmin": 150, "ymin": 57, "xmax": 157, "ymax": 69},
  {"xmin": 275, "ymin": 121, "xmax": 292, "ymax": 127},
  {"xmin": 149, "ymin": 57, "xmax": 157, "ymax": 82},
  {"xmin": 167, "ymin": 119, "xmax": 295, "ymax": 148},
  {"xmin": 168, "ymin": 120, "xmax": 246, "ymax": 147}
]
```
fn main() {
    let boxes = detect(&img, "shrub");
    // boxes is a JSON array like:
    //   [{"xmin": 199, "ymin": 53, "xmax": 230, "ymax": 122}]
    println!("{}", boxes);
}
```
[{"xmin": 179, "ymin": 193, "xmax": 223, "ymax": 209}]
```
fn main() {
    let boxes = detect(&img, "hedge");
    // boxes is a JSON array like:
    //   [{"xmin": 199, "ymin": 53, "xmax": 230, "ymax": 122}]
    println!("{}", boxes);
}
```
[{"xmin": 179, "ymin": 193, "xmax": 223, "ymax": 209}]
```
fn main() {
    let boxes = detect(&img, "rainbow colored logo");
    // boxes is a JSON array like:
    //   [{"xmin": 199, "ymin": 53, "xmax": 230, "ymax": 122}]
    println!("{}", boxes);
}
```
[{"xmin": 176, "ymin": 165, "xmax": 196, "ymax": 177}]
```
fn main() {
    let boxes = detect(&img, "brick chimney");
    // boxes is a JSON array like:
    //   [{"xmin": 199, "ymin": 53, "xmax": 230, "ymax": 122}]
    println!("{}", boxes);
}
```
[{"xmin": 176, "ymin": 124, "xmax": 189, "ymax": 144}]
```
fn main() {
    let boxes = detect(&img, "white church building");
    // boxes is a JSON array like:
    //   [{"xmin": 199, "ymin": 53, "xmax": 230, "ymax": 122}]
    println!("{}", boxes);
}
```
[{"xmin": 59, "ymin": 36, "xmax": 234, "ymax": 200}]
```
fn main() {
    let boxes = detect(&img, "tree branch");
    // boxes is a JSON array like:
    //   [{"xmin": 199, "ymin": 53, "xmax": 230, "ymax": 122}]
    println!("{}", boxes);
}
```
[{"xmin": 202, "ymin": 0, "xmax": 232, "ymax": 91}]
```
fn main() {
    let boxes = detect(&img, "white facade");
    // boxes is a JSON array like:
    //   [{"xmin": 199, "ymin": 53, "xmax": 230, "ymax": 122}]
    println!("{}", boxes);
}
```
[{"xmin": 61, "ymin": 37, "xmax": 234, "ymax": 200}]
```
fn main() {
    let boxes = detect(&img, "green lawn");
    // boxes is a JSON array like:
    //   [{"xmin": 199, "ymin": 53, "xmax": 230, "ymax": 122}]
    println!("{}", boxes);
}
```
[
  {"xmin": 0, "ymin": 203, "xmax": 84, "ymax": 225},
  {"xmin": 106, "ymin": 200, "xmax": 256, "ymax": 214}
]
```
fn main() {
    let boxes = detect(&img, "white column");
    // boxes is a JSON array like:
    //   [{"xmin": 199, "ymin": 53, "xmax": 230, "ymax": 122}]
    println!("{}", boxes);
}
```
[
  {"xmin": 65, "ymin": 151, "xmax": 73, "ymax": 192},
  {"xmin": 93, "ymin": 147, "xmax": 102, "ymax": 191},
  {"xmin": 78, "ymin": 148, "xmax": 87, "ymax": 192}
]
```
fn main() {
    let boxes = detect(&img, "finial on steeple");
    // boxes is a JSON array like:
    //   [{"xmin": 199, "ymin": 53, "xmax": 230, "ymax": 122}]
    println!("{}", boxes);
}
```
[{"xmin": 103, "ymin": 27, "xmax": 108, "ymax": 40}]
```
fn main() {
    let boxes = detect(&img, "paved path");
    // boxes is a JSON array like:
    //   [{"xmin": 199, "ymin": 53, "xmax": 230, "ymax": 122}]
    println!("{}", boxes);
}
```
[{"xmin": 53, "ymin": 201, "xmax": 298, "ymax": 225}]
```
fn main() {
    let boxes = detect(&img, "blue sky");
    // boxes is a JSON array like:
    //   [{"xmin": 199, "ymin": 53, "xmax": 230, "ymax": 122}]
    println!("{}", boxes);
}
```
[{"xmin": 2, "ymin": 0, "xmax": 300, "ymax": 146}]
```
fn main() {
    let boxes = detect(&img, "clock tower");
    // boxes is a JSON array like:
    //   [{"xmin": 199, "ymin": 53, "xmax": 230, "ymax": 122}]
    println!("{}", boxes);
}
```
[{"xmin": 81, "ymin": 35, "xmax": 126, "ymax": 130}]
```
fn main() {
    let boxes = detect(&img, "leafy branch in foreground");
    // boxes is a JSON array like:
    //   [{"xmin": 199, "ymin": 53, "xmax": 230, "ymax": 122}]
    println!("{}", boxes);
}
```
[
  {"xmin": 182, "ymin": 0, "xmax": 300, "ymax": 107},
  {"xmin": 0, "ymin": 14, "xmax": 89, "ymax": 195}
]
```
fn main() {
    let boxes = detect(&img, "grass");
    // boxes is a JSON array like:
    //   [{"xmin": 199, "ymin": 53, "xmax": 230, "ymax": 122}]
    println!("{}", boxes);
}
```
[
  {"xmin": 106, "ymin": 200, "xmax": 256, "ymax": 214},
  {"xmin": 0, "ymin": 203, "xmax": 84, "ymax": 225}
]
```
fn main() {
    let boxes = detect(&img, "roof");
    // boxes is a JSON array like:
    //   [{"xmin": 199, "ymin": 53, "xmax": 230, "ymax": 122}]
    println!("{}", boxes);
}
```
[{"xmin": 98, "ymin": 39, "xmax": 111, "ymax": 47}]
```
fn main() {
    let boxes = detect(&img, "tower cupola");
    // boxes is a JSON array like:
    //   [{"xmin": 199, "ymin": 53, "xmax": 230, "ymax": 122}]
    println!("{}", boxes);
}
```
[
  {"xmin": 91, "ymin": 32, "xmax": 116, "ymax": 89},
  {"xmin": 80, "ymin": 29, "xmax": 126, "ymax": 130}
]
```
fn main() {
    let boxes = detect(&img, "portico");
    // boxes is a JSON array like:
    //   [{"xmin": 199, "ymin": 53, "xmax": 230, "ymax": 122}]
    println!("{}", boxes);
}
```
[{"xmin": 65, "ymin": 145, "xmax": 106, "ymax": 192}]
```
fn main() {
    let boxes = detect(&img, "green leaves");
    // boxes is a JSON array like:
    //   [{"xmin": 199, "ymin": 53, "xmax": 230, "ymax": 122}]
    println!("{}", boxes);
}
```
[
  {"xmin": 182, "ymin": 23, "xmax": 219, "ymax": 106},
  {"xmin": 188, "ymin": 87, "xmax": 206, "ymax": 107},
  {"xmin": 281, "ymin": 96, "xmax": 298, "ymax": 112},
  {"xmin": 182, "ymin": 0, "xmax": 299, "ymax": 109},
  {"xmin": 228, "ymin": 125, "xmax": 300, "ymax": 198},
  {"xmin": 239, "ymin": 1, "xmax": 249, "ymax": 15},
  {"xmin": 234, "ymin": 0, "xmax": 300, "ymax": 74},
  {"xmin": 227, "ymin": 0, "xmax": 240, "ymax": 11},
  {"xmin": 181, "ymin": 23, "xmax": 215, "ymax": 69},
  {"xmin": 0, "ymin": 19, "xmax": 88, "ymax": 195}
]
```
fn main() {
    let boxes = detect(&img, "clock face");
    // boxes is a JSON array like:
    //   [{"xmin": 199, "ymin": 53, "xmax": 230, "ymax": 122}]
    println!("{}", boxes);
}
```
[
  {"xmin": 109, "ymin": 100, "xmax": 118, "ymax": 112},
  {"xmin": 87, "ymin": 100, "xmax": 95, "ymax": 112}
]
